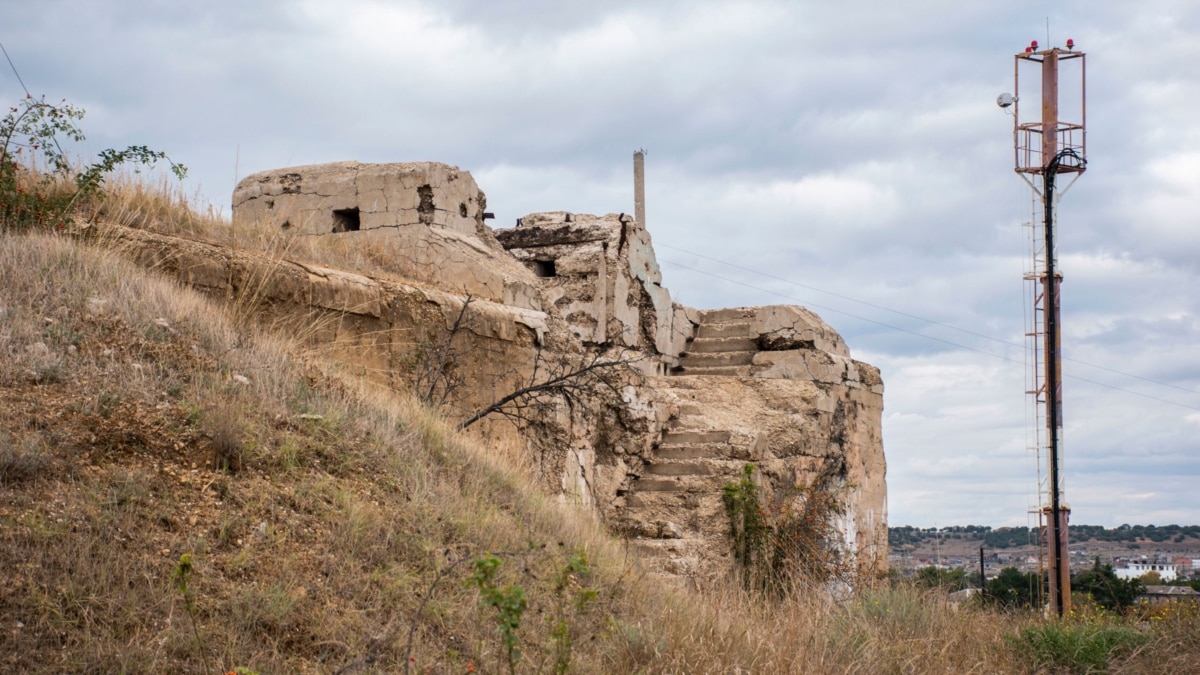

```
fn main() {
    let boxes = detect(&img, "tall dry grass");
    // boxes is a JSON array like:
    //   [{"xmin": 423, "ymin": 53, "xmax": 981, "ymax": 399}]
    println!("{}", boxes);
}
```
[{"xmin": 2, "ymin": 180, "xmax": 1198, "ymax": 673}]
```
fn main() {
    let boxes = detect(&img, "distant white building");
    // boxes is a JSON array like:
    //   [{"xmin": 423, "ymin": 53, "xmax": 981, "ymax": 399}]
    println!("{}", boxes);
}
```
[{"xmin": 1115, "ymin": 561, "xmax": 1177, "ymax": 582}]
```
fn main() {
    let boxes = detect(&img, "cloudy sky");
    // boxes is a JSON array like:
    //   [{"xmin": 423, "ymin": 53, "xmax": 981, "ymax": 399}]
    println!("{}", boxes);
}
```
[{"xmin": 4, "ymin": 0, "xmax": 1198, "ymax": 528}]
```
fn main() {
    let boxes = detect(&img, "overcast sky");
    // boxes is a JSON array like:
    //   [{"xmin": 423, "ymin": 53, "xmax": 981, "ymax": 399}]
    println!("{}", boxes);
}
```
[{"xmin": 5, "ymin": 0, "xmax": 1198, "ymax": 529}]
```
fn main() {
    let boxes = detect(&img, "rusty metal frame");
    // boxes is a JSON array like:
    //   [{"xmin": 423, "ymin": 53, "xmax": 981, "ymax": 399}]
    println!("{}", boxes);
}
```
[{"xmin": 1014, "ymin": 49, "xmax": 1086, "ymax": 176}]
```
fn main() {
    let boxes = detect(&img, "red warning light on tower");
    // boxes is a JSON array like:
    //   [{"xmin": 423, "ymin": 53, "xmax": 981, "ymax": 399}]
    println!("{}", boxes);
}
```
[{"xmin": 1066, "ymin": 38, "xmax": 1075, "ymax": 50}]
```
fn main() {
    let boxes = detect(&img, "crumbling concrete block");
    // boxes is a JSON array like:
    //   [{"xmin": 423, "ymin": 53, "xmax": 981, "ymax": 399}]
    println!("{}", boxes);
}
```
[
  {"xmin": 496, "ymin": 212, "xmax": 678, "ymax": 364},
  {"xmin": 231, "ymin": 162, "xmax": 543, "ymax": 311}
]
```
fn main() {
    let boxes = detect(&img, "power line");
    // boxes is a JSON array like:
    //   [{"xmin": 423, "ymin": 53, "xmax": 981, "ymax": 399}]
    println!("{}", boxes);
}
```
[
  {"xmin": 658, "ymin": 256, "xmax": 1200, "ymax": 413},
  {"xmin": 659, "ymin": 256, "xmax": 1022, "ymax": 363},
  {"xmin": 0, "ymin": 37, "xmax": 70, "ymax": 167},
  {"xmin": 660, "ymin": 241, "xmax": 1016, "ymax": 349},
  {"xmin": 659, "ymin": 242, "xmax": 1200, "ymax": 397},
  {"xmin": 0, "ymin": 38, "xmax": 30, "ymax": 95}
]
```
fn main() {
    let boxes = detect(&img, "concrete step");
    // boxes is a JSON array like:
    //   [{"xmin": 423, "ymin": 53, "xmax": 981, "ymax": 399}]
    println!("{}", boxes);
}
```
[
  {"xmin": 649, "ymin": 375, "xmax": 728, "ymax": 393},
  {"xmin": 661, "ymin": 430, "xmax": 731, "ymax": 445},
  {"xmin": 698, "ymin": 308, "xmax": 753, "ymax": 323},
  {"xmin": 655, "ymin": 444, "xmax": 727, "ymax": 460},
  {"xmin": 630, "ymin": 537, "xmax": 700, "ymax": 556},
  {"xmin": 626, "ymin": 491, "xmax": 724, "ymax": 510},
  {"xmin": 695, "ymin": 321, "xmax": 752, "ymax": 340},
  {"xmin": 679, "ymin": 351, "xmax": 755, "ymax": 368},
  {"xmin": 643, "ymin": 462, "xmax": 713, "ymax": 477},
  {"xmin": 629, "ymin": 474, "xmax": 734, "ymax": 492},
  {"xmin": 685, "ymin": 336, "xmax": 758, "ymax": 353},
  {"xmin": 622, "ymin": 494, "xmax": 726, "ymax": 523},
  {"xmin": 614, "ymin": 515, "xmax": 689, "ymax": 539},
  {"xmin": 629, "ymin": 478, "xmax": 687, "ymax": 492},
  {"xmin": 672, "ymin": 365, "xmax": 753, "ymax": 377}
]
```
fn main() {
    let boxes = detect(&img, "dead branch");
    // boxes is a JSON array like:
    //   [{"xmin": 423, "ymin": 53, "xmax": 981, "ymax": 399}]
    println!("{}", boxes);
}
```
[
  {"xmin": 405, "ymin": 295, "xmax": 474, "ymax": 409},
  {"xmin": 457, "ymin": 348, "xmax": 641, "ymax": 431}
]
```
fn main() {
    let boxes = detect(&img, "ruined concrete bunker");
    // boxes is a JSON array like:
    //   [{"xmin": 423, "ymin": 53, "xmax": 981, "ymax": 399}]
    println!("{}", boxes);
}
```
[{"xmin": 223, "ymin": 161, "xmax": 888, "ymax": 582}]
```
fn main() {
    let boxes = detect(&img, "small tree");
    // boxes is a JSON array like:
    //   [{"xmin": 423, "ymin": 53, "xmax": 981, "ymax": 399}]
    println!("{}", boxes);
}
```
[
  {"xmin": 458, "ymin": 345, "xmax": 641, "ymax": 431},
  {"xmin": 1074, "ymin": 558, "xmax": 1142, "ymax": 611},
  {"xmin": 1, "ymin": 93, "xmax": 185, "ymax": 231},
  {"xmin": 987, "ymin": 567, "xmax": 1039, "ymax": 608},
  {"xmin": 398, "ymin": 294, "xmax": 641, "ymax": 431},
  {"xmin": 403, "ymin": 295, "xmax": 475, "ymax": 410},
  {"xmin": 1138, "ymin": 570, "xmax": 1163, "ymax": 586}
]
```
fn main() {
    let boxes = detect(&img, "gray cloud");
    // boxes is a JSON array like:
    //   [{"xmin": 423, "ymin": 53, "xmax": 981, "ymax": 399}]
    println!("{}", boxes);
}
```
[{"xmin": 3, "ymin": 0, "xmax": 1199, "ymax": 527}]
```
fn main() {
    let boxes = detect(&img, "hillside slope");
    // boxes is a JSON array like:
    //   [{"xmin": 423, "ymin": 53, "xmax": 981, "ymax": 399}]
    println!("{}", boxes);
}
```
[
  {"xmin": 3, "ymin": 225, "xmax": 1196, "ymax": 673},
  {"xmin": 0, "ymin": 232, "xmax": 668, "ymax": 672}
]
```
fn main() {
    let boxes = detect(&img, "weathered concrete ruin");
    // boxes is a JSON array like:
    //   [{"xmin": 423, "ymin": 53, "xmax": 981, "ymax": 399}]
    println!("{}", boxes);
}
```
[{"xmin": 143, "ymin": 161, "xmax": 887, "ymax": 581}]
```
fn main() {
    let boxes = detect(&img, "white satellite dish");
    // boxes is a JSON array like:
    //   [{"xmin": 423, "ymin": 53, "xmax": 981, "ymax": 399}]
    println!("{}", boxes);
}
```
[{"xmin": 996, "ymin": 93, "xmax": 1017, "ymax": 108}]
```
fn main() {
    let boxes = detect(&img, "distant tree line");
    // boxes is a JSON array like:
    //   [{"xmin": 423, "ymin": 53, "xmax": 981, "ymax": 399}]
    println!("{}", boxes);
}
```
[{"xmin": 889, "ymin": 524, "xmax": 1200, "ymax": 549}]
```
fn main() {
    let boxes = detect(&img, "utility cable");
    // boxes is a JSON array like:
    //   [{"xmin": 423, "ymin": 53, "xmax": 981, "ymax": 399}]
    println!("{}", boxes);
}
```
[
  {"xmin": 660, "ymin": 256, "xmax": 1023, "ymax": 362},
  {"xmin": 0, "ymin": 38, "xmax": 29, "ymax": 95},
  {"xmin": 0, "ymin": 37, "xmax": 70, "ymax": 167},
  {"xmin": 659, "ymin": 256, "xmax": 1200, "ymax": 413},
  {"xmin": 659, "ymin": 241, "xmax": 1200, "ymax": 397}
]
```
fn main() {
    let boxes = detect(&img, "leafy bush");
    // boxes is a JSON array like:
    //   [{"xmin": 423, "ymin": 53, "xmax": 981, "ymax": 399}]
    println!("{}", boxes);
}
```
[
  {"xmin": 468, "ymin": 553, "xmax": 529, "ymax": 674},
  {"xmin": 722, "ymin": 464, "xmax": 851, "ymax": 594},
  {"xmin": 1, "ymin": 94, "xmax": 184, "ymax": 231},
  {"xmin": 1073, "ymin": 558, "xmax": 1142, "ymax": 611},
  {"xmin": 916, "ymin": 566, "xmax": 969, "ymax": 591},
  {"xmin": 987, "ymin": 567, "xmax": 1039, "ymax": 608}
]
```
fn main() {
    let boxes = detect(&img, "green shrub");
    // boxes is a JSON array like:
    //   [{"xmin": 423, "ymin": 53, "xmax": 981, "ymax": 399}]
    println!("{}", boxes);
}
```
[
  {"xmin": 722, "ymin": 464, "xmax": 851, "ymax": 594},
  {"xmin": 1073, "ymin": 558, "xmax": 1142, "ymax": 611},
  {"xmin": 1011, "ymin": 620, "xmax": 1146, "ymax": 674},
  {"xmin": 1, "ymin": 94, "xmax": 184, "ymax": 231}
]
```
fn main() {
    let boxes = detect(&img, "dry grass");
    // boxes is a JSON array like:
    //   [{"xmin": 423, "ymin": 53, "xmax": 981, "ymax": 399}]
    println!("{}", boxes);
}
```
[
  {"xmin": 91, "ymin": 171, "xmax": 442, "ymax": 285},
  {"xmin": 2, "ymin": 181, "xmax": 1198, "ymax": 673},
  {"xmin": 0, "ymin": 231, "xmax": 646, "ymax": 673}
]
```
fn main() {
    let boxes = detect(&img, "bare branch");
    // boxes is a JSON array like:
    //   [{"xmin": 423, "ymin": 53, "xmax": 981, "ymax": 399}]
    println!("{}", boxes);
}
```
[
  {"xmin": 457, "ymin": 348, "xmax": 642, "ymax": 431},
  {"xmin": 404, "ymin": 295, "xmax": 475, "ymax": 409}
]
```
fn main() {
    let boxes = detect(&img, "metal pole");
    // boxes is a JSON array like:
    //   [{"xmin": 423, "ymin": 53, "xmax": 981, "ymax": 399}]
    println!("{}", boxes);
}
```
[
  {"xmin": 1043, "ymin": 154, "xmax": 1067, "ymax": 618},
  {"xmin": 633, "ymin": 150, "xmax": 646, "ymax": 227},
  {"xmin": 980, "ymin": 546, "xmax": 987, "ymax": 595}
]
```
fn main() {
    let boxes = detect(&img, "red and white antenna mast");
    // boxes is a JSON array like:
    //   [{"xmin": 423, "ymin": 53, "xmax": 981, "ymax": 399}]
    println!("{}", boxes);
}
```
[{"xmin": 1006, "ymin": 37, "xmax": 1086, "ymax": 618}]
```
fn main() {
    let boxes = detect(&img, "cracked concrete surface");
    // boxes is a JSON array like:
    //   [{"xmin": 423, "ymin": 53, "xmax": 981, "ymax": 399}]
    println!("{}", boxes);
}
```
[
  {"xmin": 234, "ymin": 161, "xmax": 488, "ymax": 238},
  {"xmin": 215, "ymin": 161, "xmax": 888, "ymax": 582}
]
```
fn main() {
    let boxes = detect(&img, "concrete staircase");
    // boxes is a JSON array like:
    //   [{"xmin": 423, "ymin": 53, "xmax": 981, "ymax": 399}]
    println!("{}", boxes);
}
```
[
  {"xmin": 619, "ymin": 308, "xmax": 769, "ymax": 577},
  {"xmin": 620, "ymin": 387, "xmax": 754, "ymax": 579},
  {"xmin": 673, "ymin": 308, "xmax": 757, "ymax": 377}
]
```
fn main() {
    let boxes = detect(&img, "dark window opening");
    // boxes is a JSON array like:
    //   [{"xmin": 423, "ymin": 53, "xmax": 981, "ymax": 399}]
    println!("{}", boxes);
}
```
[
  {"xmin": 532, "ymin": 259, "xmax": 557, "ymax": 278},
  {"xmin": 332, "ymin": 208, "xmax": 361, "ymax": 233}
]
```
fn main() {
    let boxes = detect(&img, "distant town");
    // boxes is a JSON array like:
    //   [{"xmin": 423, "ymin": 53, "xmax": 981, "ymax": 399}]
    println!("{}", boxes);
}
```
[{"xmin": 889, "ymin": 524, "xmax": 1200, "ymax": 584}]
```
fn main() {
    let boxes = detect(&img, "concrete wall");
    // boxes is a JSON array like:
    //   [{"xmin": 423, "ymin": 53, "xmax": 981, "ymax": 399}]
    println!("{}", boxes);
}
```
[{"xmin": 131, "ymin": 160, "xmax": 894, "ymax": 582}]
